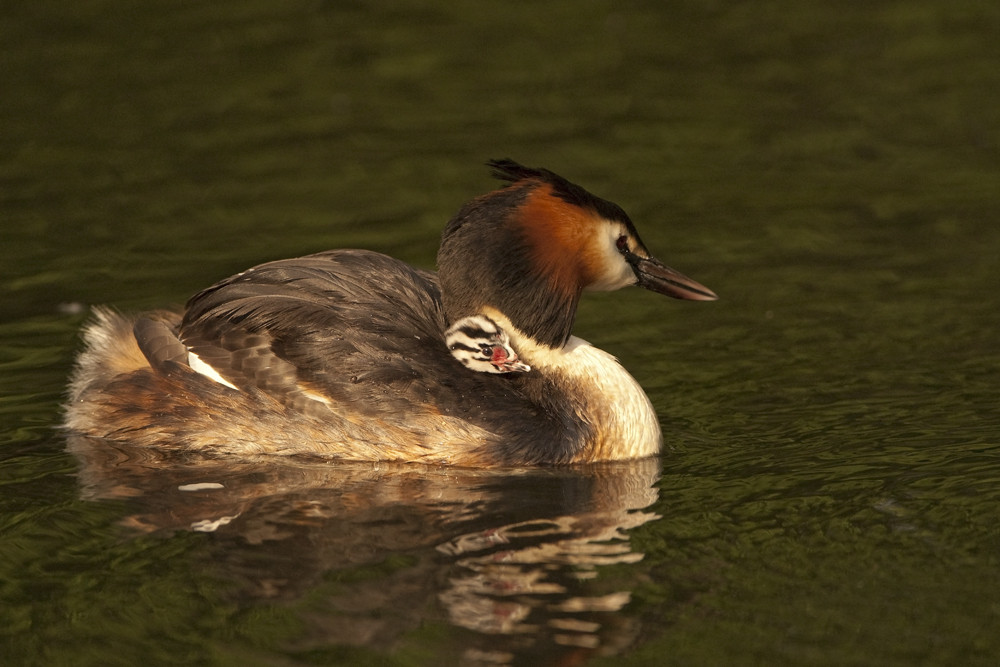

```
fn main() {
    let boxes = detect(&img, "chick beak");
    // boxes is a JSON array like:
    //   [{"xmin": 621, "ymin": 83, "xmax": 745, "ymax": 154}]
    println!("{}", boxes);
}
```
[
  {"xmin": 631, "ymin": 255, "xmax": 718, "ymax": 301},
  {"xmin": 491, "ymin": 346, "xmax": 531, "ymax": 373}
]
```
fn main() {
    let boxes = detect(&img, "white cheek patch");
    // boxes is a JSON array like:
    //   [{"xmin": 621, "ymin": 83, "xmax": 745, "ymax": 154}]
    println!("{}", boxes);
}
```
[
  {"xmin": 187, "ymin": 351, "xmax": 239, "ymax": 390},
  {"xmin": 586, "ymin": 224, "xmax": 637, "ymax": 291}
]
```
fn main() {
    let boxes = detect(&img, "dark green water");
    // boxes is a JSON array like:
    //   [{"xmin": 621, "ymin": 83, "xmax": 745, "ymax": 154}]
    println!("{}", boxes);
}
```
[{"xmin": 3, "ymin": 1, "xmax": 999, "ymax": 665}]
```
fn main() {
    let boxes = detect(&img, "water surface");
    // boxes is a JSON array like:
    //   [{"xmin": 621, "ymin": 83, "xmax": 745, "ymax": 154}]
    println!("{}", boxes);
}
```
[{"xmin": 2, "ymin": 1, "xmax": 999, "ymax": 665}]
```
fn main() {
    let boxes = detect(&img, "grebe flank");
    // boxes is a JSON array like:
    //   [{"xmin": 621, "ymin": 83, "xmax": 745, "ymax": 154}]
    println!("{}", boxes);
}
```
[{"xmin": 64, "ymin": 160, "xmax": 717, "ymax": 466}]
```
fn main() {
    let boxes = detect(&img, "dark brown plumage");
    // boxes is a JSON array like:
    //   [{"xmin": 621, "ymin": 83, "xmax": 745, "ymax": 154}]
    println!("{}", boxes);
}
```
[{"xmin": 64, "ymin": 161, "xmax": 716, "ymax": 466}]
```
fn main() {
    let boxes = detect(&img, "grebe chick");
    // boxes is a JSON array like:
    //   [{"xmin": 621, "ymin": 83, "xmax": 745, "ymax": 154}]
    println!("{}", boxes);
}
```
[
  {"xmin": 64, "ymin": 159, "xmax": 717, "ymax": 467},
  {"xmin": 445, "ymin": 315, "xmax": 530, "ymax": 374}
]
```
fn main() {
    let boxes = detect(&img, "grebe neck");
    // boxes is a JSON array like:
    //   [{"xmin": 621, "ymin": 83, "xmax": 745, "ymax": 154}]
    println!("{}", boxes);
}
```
[{"xmin": 480, "ymin": 308, "xmax": 662, "ymax": 462}]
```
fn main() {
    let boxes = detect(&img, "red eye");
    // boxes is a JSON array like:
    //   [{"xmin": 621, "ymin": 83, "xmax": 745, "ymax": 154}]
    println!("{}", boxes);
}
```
[{"xmin": 616, "ymin": 236, "xmax": 629, "ymax": 253}]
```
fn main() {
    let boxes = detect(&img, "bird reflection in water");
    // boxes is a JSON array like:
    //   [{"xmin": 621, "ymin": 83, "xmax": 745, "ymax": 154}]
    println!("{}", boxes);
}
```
[{"xmin": 69, "ymin": 436, "xmax": 662, "ymax": 665}]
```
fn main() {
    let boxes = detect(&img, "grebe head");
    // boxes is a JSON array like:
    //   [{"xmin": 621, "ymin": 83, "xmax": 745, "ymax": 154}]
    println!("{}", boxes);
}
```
[
  {"xmin": 437, "ymin": 160, "xmax": 717, "ymax": 349},
  {"xmin": 445, "ymin": 315, "xmax": 531, "ymax": 374}
]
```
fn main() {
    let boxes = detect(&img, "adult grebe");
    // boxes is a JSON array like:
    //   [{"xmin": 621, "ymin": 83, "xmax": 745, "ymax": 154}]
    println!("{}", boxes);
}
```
[{"xmin": 64, "ymin": 160, "xmax": 716, "ymax": 466}]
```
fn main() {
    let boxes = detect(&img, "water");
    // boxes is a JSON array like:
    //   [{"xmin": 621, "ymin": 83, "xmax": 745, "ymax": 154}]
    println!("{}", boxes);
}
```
[{"xmin": 2, "ymin": 1, "xmax": 999, "ymax": 664}]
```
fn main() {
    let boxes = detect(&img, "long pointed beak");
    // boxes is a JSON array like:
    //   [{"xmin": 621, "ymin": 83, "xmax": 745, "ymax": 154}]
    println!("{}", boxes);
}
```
[{"xmin": 633, "ymin": 256, "xmax": 718, "ymax": 301}]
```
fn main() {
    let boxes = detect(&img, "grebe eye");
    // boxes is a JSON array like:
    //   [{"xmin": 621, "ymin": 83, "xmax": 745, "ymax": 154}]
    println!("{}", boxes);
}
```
[
  {"xmin": 479, "ymin": 343, "xmax": 493, "ymax": 356},
  {"xmin": 616, "ymin": 235, "xmax": 629, "ymax": 254}
]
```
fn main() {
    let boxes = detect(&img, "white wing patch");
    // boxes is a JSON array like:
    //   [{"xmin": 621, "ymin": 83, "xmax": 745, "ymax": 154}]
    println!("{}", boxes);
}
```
[{"xmin": 187, "ymin": 351, "xmax": 239, "ymax": 390}]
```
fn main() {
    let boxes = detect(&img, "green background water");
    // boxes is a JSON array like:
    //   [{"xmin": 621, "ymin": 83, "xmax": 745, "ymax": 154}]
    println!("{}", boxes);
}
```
[{"xmin": 2, "ymin": 1, "xmax": 999, "ymax": 665}]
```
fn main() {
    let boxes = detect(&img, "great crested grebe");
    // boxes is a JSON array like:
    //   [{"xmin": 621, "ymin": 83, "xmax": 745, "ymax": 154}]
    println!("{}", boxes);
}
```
[{"xmin": 64, "ymin": 160, "xmax": 716, "ymax": 466}]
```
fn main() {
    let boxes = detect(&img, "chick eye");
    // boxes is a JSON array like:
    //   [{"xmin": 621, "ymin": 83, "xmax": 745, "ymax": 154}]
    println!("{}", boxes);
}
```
[
  {"xmin": 479, "ymin": 343, "xmax": 494, "ymax": 357},
  {"xmin": 616, "ymin": 235, "xmax": 630, "ymax": 254}
]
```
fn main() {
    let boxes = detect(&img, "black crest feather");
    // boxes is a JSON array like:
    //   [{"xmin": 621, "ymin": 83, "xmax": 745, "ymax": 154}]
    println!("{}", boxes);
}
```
[{"xmin": 487, "ymin": 158, "xmax": 633, "ymax": 227}]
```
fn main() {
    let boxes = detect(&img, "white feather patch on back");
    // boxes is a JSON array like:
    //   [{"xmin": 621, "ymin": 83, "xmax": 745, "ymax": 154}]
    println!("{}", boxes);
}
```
[{"xmin": 301, "ymin": 389, "xmax": 332, "ymax": 406}]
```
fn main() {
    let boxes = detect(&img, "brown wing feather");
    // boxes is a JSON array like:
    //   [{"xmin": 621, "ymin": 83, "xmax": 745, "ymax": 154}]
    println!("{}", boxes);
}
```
[
  {"xmin": 178, "ymin": 250, "xmax": 567, "ymax": 447},
  {"xmin": 133, "ymin": 317, "xmax": 187, "ymax": 373}
]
